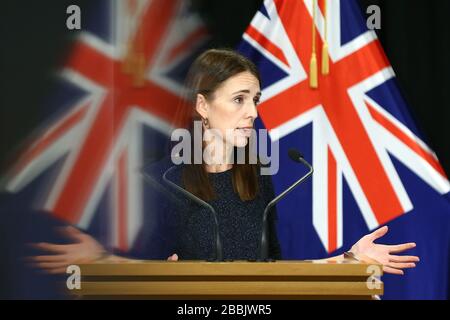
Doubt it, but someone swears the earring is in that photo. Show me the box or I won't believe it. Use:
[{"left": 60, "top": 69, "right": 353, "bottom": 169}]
[{"left": 203, "top": 118, "right": 209, "bottom": 128}]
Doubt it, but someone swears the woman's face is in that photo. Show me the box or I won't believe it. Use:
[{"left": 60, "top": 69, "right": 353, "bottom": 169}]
[{"left": 196, "top": 71, "right": 261, "bottom": 148}]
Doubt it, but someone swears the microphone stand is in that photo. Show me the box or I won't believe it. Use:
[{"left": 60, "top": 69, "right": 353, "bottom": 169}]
[{"left": 259, "top": 152, "right": 313, "bottom": 261}]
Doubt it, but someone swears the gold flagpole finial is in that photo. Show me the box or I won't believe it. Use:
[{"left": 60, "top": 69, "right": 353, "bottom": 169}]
[
  {"left": 309, "top": 0, "right": 318, "bottom": 89},
  {"left": 123, "top": 0, "right": 137, "bottom": 74},
  {"left": 123, "top": 0, "right": 146, "bottom": 87},
  {"left": 321, "top": 0, "right": 329, "bottom": 75}
]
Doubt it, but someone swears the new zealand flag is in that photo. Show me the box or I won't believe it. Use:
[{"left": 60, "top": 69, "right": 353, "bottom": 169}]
[{"left": 238, "top": 0, "right": 450, "bottom": 299}]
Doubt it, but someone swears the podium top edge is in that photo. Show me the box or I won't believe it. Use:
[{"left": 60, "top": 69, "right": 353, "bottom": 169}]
[{"left": 77, "top": 259, "right": 383, "bottom": 277}]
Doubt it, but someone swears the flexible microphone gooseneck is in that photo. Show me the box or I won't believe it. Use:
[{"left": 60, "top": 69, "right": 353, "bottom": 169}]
[{"left": 258, "top": 148, "right": 313, "bottom": 261}]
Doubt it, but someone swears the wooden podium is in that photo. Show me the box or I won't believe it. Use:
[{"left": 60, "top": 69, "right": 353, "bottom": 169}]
[{"left": 73, "top": 256, "right": 383, "bottom": 299}]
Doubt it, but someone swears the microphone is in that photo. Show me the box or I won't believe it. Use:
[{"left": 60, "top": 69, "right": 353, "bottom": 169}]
[
  {"left": 258, "top": 148, "right": 313, "bottom": 261},
  {"left": 162, "top": 165, "right": 224, "bottom": 262}
]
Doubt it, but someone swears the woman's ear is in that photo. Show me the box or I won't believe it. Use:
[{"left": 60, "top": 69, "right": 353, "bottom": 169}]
[{"left": 195, "top": 93, "right": 209, "bottom": 119}]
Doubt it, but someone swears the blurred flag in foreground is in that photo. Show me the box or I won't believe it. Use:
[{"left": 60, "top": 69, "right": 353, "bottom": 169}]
[
  {"left": 1, "top": 0, "right": 208, "bottom": 251},
  {"left": 0, "top": 0, "right": 209, "bottom": 298}
]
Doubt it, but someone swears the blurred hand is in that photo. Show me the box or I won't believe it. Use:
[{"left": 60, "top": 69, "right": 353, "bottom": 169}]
[
  {"left": 28, "top": 226, "right": 107, "bottom": 274},
  {"left": 350, "top": 226, "right": 420, "bottom": 275},
  {"left": 167, "top": 253, "right": 178, "bottom": 261}
]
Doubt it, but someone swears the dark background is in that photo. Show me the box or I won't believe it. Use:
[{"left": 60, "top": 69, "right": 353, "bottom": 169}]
[{"left": 1, "top": 0, "right": 449, "bottom": 175}]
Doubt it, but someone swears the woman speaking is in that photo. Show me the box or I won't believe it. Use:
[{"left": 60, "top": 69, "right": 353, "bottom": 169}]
[{"left": 30, "top": 49, "right": 419, "bottom": 276}]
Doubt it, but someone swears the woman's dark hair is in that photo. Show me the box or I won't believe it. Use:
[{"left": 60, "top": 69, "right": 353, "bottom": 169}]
[{"left": 178, "top": 48, "right": 262, "bottom": 202}]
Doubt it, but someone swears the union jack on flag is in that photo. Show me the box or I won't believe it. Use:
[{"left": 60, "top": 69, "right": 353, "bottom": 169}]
[
  {"left": 2, "top": 0, "right": 209, "bottom": 252},
  {"left": 238, "top": 0, "right": 449, "bottom": 254}
]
